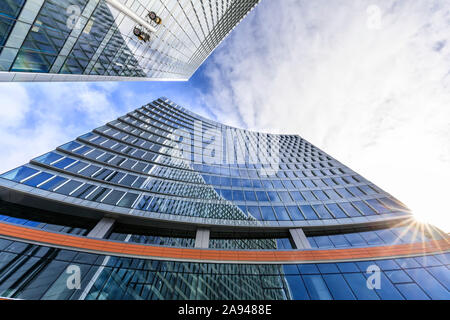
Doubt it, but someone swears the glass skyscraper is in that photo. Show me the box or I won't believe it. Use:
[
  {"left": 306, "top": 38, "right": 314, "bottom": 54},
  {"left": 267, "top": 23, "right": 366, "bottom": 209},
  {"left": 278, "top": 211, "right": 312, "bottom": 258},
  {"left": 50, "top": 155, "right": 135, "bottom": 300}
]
[
  {"left": 0, "top": 97, "right": 448, "bottom": 300},
  {"left": 0, "top": 0, "right": 259, "bottom": 82}
]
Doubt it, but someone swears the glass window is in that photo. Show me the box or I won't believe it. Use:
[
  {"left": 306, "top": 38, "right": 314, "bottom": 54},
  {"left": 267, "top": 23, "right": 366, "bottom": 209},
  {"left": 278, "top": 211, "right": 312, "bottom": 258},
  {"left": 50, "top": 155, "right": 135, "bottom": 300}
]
[
  {"left": 335, "top": 188, "right": 353, "bottom": 198},
  {"left": 323, "top": 274, "right": 356, "bottom": 300},
  {"left": 366, "top": 199, "right": 389, "bottom": 213},
  {"left": 369, "top": 272, "right": 404, "bottom": 300},
  {"left": 86, "top": 187, "right": 111, "bottom": 202},
  {"left": 55, "top": 180, "right": 83, "bottom": 196},
  {"left": 221, "top": 189, "right": 232, "bottom": 201},
  {"left": 260, "top": 206, "right": 276, "bottom": 221},
  {"left": 299, "top": 205, "right": 319, "bottom": 220},
  {"left": 66, "top": 161, "right": 89, "bottom": 173},
  {"left": 385, "top": 270, "right": 412, "bottom": 284},
  {"left": 359, "top": 231, "right": 384, "bottom": 245},
  {"left": 426, "top": 266, "right": 450, "bottom": 291},
  {"left": 247, "top": 206, "right": 262, "bottom": 220},
  {"left": 313, "top": 190, "right": 329, "bottom": 200},
  {"left": 53, "top": 158, "right": 77, "bottom": 169},
  {"left": 118, "top": 193, "right": 139, "bottom": 208},
  {"left": 267, "top": 191, "right": 280, "bottom": 202},
  {"left": 328, "top": 234, "right": 350, "bottom": 247},
  {"left": 73, "top": 146, "right": 92, "bottom": 155},
  {"left": 23, "top": 172, "right": 53, "bottom": 187},
  {"left": 71, "top": 184, "right": 96, "bottom": 199},
  {"left": 102, "top": 190, "right": 125, "bottom": 206},
  {"left": 1, "top": 166, "right": 38, "bottom": 182},
  {"left": 326, "top": 203, "right": 348, "bottom": 218},
  {"left": 348, "top": 186, "right": 365, "bottom": 197},
  {"left": 220, "top": 177, "right": 231, "bottom": 187},
  {"left": 395, "top": 257, "right": 421, "bottom": 269},
  {"left": 39, "top": 176, "right": 68, "bottom": 191},
  {"left": 301, "top": 191, "right": 316, "bottom": 201},
  {"left": 313, "top": 236, "right": 333, "bottom": 248},
  {"left": 336, "top": 262, "right": 359, "bottom": 273},
  {"left": 353, "top": 201, "right": 377, "bottom": 216},
  {"left": 324, "top": 189, "right": 341, "bottom": 200},
  {"left": 120, "top": 174, "right": 138, "bottom": 187},
  {"left": 312, "top": 205, "right": 333, "bottom": 219},
  {"left": 374, "top": 229, "right": 398, "bottom": 244},
  {"left": 298, "top": 264, "right": 320, "bottom": 275},
  {"left": 413, "top": 255, "right": 442, "bottom": 267},
  {"left": 273, "top": 206, "right": 290, "bottom": 221},
  {"left": 343, "top": 273, "right": 380, "bottom": 300},
  {"left": 256, "top": 191, "right": 269, "bottom": 202},
  {"left": 405, "top": 269, "right": 450, "bottom": 300},
  {"left": 303, "top": 275, "right": 332, "bottom": 300},
  {"left": 396, "top": 283, "right": 430, "bottom": 300},
  {"left": 79, "top": 165, "right": 101, "bottom": 177},
  {"left": 283, "top": 265, "right": 299, "bottom": 275},
  {"left": 317, "top": 263, "right": 340, "bottom": 274},
  {"left": 376, "top": 260, "right": 401, "bottom": 271},
  {"left": 287, "top": 206, "right": 305, "bottom": 220},
  {"left": 339, "top": 202, "right": 362, "bottom": 217},
  {"left": 34, "top": 152, "right": 63, "bottom": 165},
  {"left": 232, "top": 190, "right": 245, "bottom": 201},
  {"left": 289, "top": 191, "right": 304, "bottom": 201},
  {"left": 285, "top": 275, "right": 310, "bottom": 300},
  {"left": 244, "top": 191, "right": 257, "bottom": 202},
  {"left": 278, "top": 191, "right": 292, "bottom": 202},
  {"left": 59, "top": 141, "right": 82, "bottom": 151}
]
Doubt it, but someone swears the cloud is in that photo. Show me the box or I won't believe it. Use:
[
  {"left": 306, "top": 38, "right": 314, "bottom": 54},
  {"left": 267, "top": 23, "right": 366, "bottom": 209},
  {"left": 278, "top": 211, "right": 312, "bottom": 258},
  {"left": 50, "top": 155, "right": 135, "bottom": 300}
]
[
  {"left": 201, "top": 0, "right": 450, "bottom": 231},
  {"left": 0, "top": 83, "right": 30, "bottom": 124},
  {"left": 0, "top": 82, "right": 126, "bottom": 174}
]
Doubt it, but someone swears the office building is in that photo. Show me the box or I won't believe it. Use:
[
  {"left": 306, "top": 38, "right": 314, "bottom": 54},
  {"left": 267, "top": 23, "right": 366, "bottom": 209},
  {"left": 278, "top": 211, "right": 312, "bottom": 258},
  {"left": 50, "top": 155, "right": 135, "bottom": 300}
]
[
  {"left": 0, "top": 0, "right": 260, "bottom": 81},
  {"left": 0, "top": 97, "right": 448, "bottom": 300}
]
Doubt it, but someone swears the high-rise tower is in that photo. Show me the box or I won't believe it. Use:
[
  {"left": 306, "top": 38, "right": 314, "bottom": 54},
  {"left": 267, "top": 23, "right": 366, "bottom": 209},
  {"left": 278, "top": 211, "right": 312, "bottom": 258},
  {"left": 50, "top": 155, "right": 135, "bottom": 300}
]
[
  {"left": 0, "top": 98, "right": 448, "bottom": 300},
  {"left": 0, "top": 0, "right": 260, "bottom": 82}
]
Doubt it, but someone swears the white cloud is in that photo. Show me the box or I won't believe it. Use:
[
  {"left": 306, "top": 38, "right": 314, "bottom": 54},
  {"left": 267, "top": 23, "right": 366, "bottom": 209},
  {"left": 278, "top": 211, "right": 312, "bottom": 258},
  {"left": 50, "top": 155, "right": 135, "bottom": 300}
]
[
  {"left": 0, "top": 83, "right": 30, "bottom": 124},
  {"left": 0, "top": 82, "right": 125, "bottom": 174},
  {"left": 202, "top": 0, "right": 450, "bottom": 231}
]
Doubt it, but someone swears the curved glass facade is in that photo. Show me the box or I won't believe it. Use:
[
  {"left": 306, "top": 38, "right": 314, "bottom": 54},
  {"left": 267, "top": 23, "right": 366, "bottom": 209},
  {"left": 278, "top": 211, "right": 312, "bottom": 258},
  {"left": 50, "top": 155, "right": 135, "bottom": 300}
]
[
  {"left": 0, "top": 97, "right": 448, "bottom": 300},
  {"left": 1, "top": 98, "right": 412, "bottom": 225}
]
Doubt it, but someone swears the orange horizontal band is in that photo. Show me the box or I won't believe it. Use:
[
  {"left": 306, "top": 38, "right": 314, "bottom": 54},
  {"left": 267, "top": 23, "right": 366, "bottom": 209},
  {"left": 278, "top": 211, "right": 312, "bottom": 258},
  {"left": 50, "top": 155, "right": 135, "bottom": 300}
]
[{"left": 0, "top": 222, "right": 448, "bottom": 263}]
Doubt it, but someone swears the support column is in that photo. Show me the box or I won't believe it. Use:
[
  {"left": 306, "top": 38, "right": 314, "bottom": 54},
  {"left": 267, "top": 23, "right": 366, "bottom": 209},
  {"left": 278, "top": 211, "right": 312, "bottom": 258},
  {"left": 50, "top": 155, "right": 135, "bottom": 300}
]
[
  {"left": 289, "top": 228, "right": 312, "bottom": 249},
  {"left": 87, "top": 217, "right": 115, "bottom": 239},
  {"left": 194, "top": 228, "right": 210, "bottom": 249}
]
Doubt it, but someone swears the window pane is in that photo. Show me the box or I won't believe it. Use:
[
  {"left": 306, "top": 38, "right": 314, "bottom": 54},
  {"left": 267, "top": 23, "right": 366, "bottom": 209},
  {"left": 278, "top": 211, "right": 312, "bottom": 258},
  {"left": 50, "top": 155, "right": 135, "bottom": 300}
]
[
  {"left": 303, "top": 275, "right": 332, "bottom": 300},
  {"left": 343, "top": 273, "right": 379, "bottom": 300},
  {"left": 1, "top": 166, "right": 38, "bottom": 182},
  {"left": 323, "top": 274, "right": 356, "bottom": 300},
  {"left": 23, "top": 172, "right": 53, "bottom": 187},
  {"left": 285, "top": 275, "right": 310, "bottom": 300},
  {"left": 299, "top": 205, "right": 319, "bottom": 220},
  {"left": 34, "top": 152, "right": 63, "bottom": 165},
  {"left": 260, "top": 206, "right": 276, "bottom": 221}
]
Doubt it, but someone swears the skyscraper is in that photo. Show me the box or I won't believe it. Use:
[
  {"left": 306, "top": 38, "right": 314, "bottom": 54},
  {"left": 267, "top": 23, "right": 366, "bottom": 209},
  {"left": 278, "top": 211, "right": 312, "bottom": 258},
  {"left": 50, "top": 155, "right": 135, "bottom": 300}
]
[
  {"left": 0, "top": 97, "right": 448, "bottom": 300},
  {"left": 0, "top": 0, "right": 260, "bottom": 82}
]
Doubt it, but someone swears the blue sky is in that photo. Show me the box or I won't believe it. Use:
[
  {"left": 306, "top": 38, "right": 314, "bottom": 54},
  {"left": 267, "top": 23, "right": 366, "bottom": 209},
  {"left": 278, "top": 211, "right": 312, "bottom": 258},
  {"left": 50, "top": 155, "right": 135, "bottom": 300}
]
[{"left": 0, "top": 0, "right": 449, "bottom": 231}]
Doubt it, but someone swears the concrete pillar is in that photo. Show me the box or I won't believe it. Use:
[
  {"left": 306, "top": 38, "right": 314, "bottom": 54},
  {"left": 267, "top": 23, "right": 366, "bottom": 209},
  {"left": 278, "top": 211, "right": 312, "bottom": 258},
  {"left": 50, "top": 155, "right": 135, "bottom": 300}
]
[
  {"left": 195, "top": 228, "right": 210, "bottom": 249},
  {"left": 87, "top": 217, "right": 115, "bottom": 239},
  {"left": 289, "top": 228, "right": 312, "bottom": 249}
]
